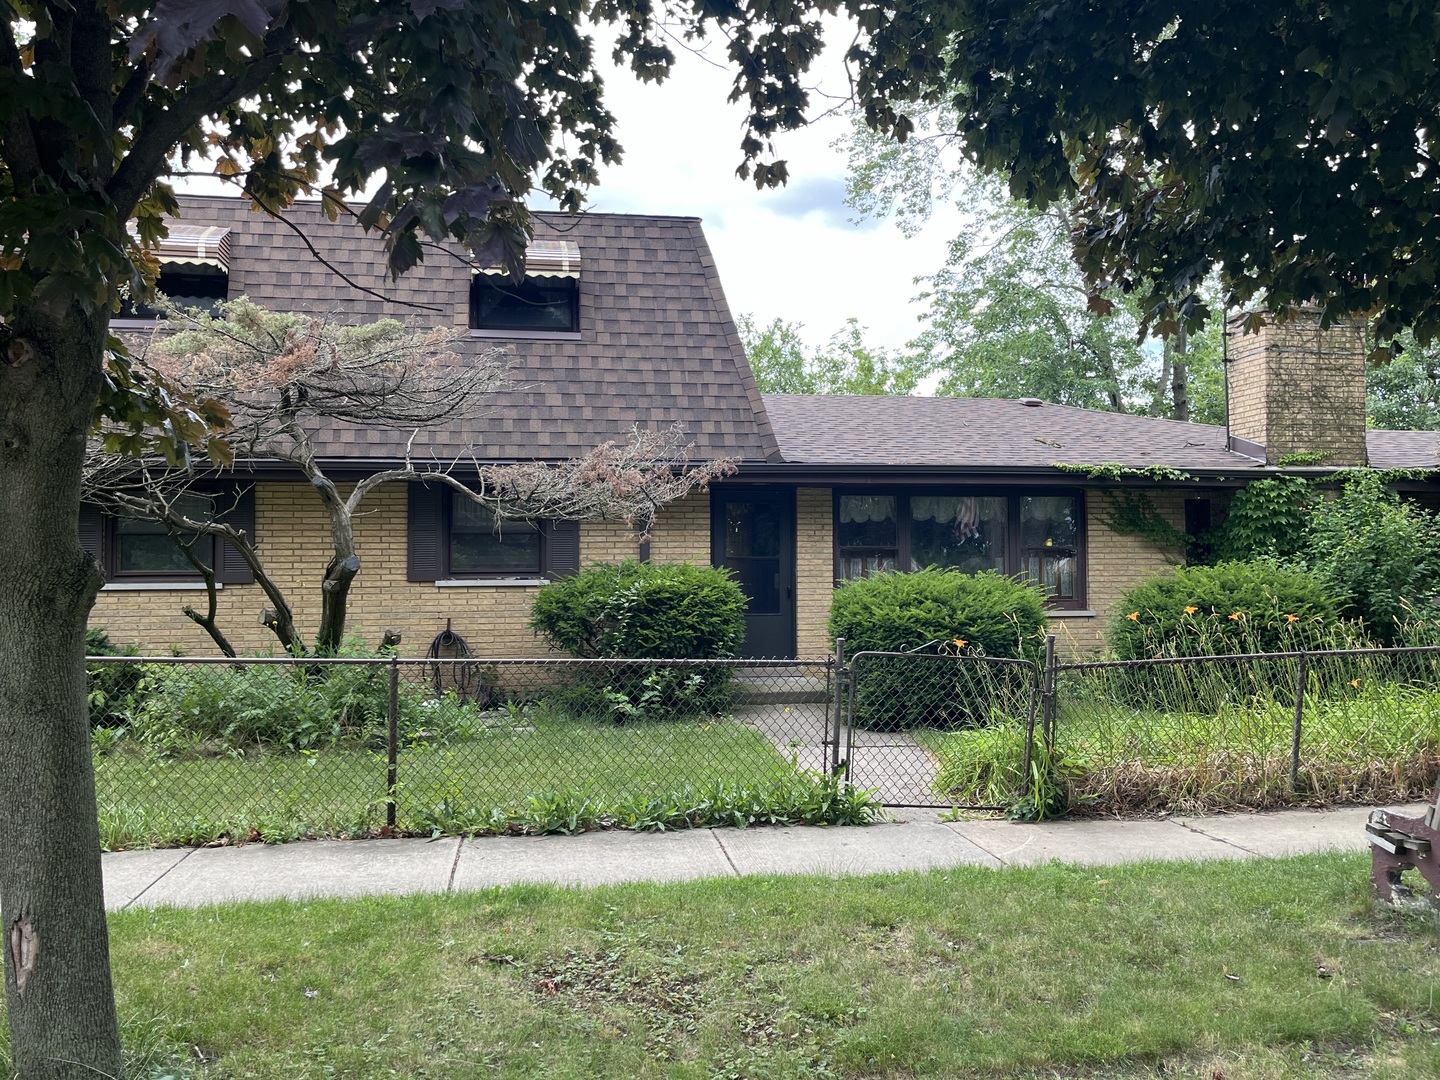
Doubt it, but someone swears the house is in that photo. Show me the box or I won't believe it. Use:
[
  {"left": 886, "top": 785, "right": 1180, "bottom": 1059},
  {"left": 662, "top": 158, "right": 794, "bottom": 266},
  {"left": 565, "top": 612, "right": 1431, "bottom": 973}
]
[{"left": 87, "top": 195, "right": 1440, "bottom": 658}]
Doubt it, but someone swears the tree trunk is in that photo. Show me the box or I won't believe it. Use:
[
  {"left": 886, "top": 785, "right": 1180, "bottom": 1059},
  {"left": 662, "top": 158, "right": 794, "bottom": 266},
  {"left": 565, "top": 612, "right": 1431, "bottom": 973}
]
[
  {"left": 1170, "top": 327, "right": 1190, "bottom": 422},
  {"left": 0, "top": 305, "right": 123, "bottom": 1077},
  {"left": 315, "top": 487, "right": 359, "bottom": 655}
]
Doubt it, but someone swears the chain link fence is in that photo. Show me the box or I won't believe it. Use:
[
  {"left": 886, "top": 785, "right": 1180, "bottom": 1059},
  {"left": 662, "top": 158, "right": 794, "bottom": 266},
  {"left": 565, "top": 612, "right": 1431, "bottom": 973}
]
[
  {"left": 86, "top": 640, "right": 1440, "bottom": 843},
  {"left": 87, "top": 655, "right": 837, "bottom": 847},
  {"left": 1055, "top": 646, "right": 1440, "bottom": 813}
]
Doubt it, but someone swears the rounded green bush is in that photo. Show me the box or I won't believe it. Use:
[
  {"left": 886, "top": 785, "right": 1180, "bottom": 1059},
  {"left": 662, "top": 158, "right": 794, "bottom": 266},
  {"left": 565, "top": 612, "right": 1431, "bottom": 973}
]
[
  {"left": 529, "top": 560, "right": 747, "bottom": 660},
  {"left": 828, "top": 569, "right": 1047, "bottom": 730},
  {"left": 529, "top": 560, "right": 749, "bottom": 720},
  {"left": 1108, "top": 560, "right": 1342, "bottom": 660}
]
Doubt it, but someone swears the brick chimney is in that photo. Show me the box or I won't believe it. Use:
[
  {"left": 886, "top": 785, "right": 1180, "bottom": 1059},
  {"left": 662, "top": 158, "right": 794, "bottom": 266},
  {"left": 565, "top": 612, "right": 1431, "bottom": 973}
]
[{"left": 1224, "top": 310, "right": 1368, "bottom": 466}]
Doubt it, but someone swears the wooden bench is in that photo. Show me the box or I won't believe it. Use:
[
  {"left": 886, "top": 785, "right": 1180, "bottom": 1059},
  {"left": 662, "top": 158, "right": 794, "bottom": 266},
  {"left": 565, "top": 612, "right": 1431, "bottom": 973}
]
[{"left": 1369, "top": 794, "right": 1440, "bottom": 905}]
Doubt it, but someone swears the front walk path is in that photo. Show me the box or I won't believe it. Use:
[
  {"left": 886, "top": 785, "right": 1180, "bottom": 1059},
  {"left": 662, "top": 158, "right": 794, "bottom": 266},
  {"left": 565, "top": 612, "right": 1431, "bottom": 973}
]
[{"left": 101, "top": 803, "right": 1421, "bottom": 911}]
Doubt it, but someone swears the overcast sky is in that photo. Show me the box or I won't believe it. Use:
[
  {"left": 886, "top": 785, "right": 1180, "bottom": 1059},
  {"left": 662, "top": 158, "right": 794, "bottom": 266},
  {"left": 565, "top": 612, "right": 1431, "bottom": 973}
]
[{"left": 567, "top": 36, "right": 966, "bottom": 355}]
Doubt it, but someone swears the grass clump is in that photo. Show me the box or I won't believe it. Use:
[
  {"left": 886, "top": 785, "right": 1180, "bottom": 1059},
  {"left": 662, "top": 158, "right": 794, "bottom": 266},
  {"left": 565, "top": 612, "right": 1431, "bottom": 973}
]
[{"left": 13, "top": 853, "right": 1437, "bottom": 1078}]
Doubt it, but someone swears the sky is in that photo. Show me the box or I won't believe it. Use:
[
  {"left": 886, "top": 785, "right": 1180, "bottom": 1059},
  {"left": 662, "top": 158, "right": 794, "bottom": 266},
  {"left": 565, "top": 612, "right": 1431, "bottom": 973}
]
[{"left": 564, "top": 33, "right": 967, "bottom": 355}]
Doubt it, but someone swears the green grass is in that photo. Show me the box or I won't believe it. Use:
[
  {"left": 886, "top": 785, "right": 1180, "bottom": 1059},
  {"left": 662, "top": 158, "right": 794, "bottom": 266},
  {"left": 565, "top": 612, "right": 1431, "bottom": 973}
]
[
  {"left": 923, "top": 676, "right": 1440, "bottom": 814},
  {"left": 94, "top": 713, "right": 797, "bottom": 848},
  {"left": 4, "top": 854, "right": 1438, "bottom": 1078}
]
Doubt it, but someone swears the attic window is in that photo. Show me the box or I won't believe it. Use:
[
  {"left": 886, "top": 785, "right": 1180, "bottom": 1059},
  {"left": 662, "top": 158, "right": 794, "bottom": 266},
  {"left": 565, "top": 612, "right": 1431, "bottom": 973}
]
[
  {"left": 469, "top": 239, "right": 581, "bottom": 334},
  {"left": 120, "top": 224, "right": 232, "bottom": 319}
]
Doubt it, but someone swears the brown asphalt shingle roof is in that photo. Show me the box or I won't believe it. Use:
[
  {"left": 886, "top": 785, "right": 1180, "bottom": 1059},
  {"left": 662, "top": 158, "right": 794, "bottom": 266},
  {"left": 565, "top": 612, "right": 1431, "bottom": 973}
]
[
  {"left": 761, "top": 394, "right": 1262, "bottom": 471},
  {"left": 160, "top": 196, "right": 777, "bottom": 463}
]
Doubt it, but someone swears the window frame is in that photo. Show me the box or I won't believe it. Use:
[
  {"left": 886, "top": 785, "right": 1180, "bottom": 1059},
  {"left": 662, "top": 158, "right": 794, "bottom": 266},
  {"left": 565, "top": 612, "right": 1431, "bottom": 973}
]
[
  {"left": 442, "top": 491, "right": 546, "bottom": 579},
  {"left": 832, "top": 487, "right": 1087, "bottom": 610},
  {"left": 114, "top": 265, "right": 229, "bottom": 323},
  {"left": 468, "top": 272, "right": 580, "bottom": 335},
  {"left": 87, "top": 485, "right": 254, "bottom": 586}
]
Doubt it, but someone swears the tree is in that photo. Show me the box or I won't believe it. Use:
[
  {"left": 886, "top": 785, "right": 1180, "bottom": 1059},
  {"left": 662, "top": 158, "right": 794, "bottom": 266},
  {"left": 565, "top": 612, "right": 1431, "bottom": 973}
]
[
  {"left": 845, "top": 123, "right": 1227, "bottom": 420},
  {"left": 0, "top": 3, "right": 835, "bottom": 1074},
  {"left": 87, "top": 301, "right": 731, "bottom": 659},
  {"left": 1367, "top": 336, "right": 1440, "bottom": 430},
  {"left": 737, "top": 314, "right": 922, "bottom": 395},
  {"left": 837, "top": 1, "right": 1440, "bottom": 345}
]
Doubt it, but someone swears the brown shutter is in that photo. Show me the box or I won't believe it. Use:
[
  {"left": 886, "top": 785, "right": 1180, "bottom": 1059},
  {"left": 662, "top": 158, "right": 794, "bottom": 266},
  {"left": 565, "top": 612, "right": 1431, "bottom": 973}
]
[
  {"left": 408, "top": 483, "right": 445, "bottom": 581},
  {"left": 78, "top": 504, "right": 105, "bottom": 578},
  {"left": 215, "top": 484, "right": 256, "bottom": 585},
  {"left": 543, "top": 520, "right": 580, "bottom": 577}
]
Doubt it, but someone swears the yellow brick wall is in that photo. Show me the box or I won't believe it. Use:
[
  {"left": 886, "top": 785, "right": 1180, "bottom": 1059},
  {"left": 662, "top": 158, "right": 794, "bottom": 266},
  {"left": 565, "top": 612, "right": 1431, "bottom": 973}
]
[
  {"left": 90, "top": 483, "right": 712, "bottom": 657},
  {"left": 1050, "top": 490, "right": 1188, "bottom": 656},
  {"left": 795, "top": 487, "right": 835, "bottom": 658}
]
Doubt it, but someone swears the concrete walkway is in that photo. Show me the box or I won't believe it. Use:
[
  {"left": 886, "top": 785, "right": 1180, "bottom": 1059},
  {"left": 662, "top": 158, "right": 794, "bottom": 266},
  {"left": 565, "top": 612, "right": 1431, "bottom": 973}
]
[{"left": 101, "top": 803, "right": 1423, "bottom": 911}]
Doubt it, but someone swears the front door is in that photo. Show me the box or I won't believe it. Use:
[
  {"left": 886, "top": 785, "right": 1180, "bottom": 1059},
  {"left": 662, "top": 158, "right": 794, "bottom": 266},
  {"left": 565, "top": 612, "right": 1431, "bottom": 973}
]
[{"left": 712, "top": 491, "right": 796, "bottom": 659}]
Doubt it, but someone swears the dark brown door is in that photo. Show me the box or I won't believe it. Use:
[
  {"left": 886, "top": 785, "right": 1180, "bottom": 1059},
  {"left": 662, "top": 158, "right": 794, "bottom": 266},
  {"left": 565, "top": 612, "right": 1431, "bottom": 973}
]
[{"left": 712, "top": 491, "right": 796, "bottom": 659}]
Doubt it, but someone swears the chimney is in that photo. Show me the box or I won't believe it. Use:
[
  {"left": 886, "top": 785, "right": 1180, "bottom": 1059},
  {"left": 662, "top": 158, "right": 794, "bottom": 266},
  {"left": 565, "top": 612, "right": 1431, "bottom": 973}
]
[{"left": 1224, "top": 310, "right": 1368, "bottom": 466}]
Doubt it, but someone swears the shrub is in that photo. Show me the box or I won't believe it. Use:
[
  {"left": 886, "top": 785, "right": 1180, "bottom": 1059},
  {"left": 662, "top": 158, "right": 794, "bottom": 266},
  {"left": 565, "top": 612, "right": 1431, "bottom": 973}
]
[
  {"left": 530, "top": 560, "right": 747, "bottom": 658},
  {"left": 828, "top": 569, "right": 1047, "bottom": 730},
  {"left": 1303, "top": 472, "right": 1440, "bottom": 643},
  {"left": 530, "top": 561, "right": 748, "bottom": 719},
  {"left": 119, "top": 651, "right": 484, "bottom": 755},
  {"left": 1108, "top": 560, "right": 1343, "bottom": 661}
]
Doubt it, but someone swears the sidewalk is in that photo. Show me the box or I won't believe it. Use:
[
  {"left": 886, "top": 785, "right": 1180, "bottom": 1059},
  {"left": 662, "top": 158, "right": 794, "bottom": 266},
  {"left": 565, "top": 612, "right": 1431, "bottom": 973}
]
[{"left": 102, "top": 803, "right": 1419, "bottom": 911}]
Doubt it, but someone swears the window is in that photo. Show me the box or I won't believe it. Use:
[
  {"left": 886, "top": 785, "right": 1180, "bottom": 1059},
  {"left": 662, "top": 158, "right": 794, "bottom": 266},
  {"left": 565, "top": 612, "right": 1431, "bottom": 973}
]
[
  {"left": 470, "top": 274, "right": 579, "bottom": 332},
  {"left": 80, "top": 486, "right": 255, "bottom": 585},
  {"left": 114, "top": 494, "right": 215, "bottom": 576},
  {"left": 449, "top": 499, "right": 541, "bottom": 575},
  {"left": 405, "top": 485, "right": 580, "bottom": 582},
  {"left": 119, "top": 224, "right": 231, "bottom": 319},
  {"left": 834, "top": 490, "right": 1085, "bottom": 607}
]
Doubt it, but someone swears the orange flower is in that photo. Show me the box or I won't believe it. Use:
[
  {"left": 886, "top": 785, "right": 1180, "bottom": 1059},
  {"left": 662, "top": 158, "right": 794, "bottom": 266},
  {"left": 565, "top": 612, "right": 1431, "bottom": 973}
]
[
  {"left": 1228, "top": 611, "right": 1243, "bottom": 621},
  {"left": 1126, "top": 612, "right": 1140, "bottom": 621},
  {"left": 1350, "top": 678, "right": 1361, "bottom": 688},
  {"left": 1183, "top": 606, "right": 1198, "bottom": 615},
  {"left": 1284, "top": 614, "right": 1300, "bottom": 623},
  {"left": 953, "top": 638, "right": 968, "bottom": 649}
]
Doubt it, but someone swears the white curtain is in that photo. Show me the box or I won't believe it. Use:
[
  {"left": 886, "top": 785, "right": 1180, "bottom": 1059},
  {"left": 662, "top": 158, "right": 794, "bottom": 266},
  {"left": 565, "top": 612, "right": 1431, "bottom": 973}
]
[{"left": 839, "top": 495, "right": 895, "bottom": 524}]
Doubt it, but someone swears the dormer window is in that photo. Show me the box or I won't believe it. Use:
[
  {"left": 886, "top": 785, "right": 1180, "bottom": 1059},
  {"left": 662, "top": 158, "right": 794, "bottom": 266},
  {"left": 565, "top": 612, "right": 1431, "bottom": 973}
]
[
  {"left": 120, "top": 225, "right": 231, "bottom": 319},
  {"left": 470, "top": 239, "right": 581, "bottom": 335}
]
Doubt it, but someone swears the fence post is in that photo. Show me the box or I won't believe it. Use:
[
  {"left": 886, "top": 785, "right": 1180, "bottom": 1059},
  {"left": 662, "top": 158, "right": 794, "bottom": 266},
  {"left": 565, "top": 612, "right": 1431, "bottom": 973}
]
[
  {"left": 1290, "top": 652, "right": 1308, "bottom": 792},
  {"left": 386, "top": 654, "right": 399, "bottom": 829},
  {"left": 831, "top": 637, "right": 846, "bottom": 776},
  {"left": 1041, "top": 633, "right": 1057, "bottom": 746}
]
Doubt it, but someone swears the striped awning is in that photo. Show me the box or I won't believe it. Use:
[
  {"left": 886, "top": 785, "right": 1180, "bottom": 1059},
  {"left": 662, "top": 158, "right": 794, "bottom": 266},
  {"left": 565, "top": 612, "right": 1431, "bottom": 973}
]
[
  {"left": 132, "top": 225, "right": 232, "bottom": 271},
  {"left": 517, "top": 239, "right": 581, "bottom": 279}
]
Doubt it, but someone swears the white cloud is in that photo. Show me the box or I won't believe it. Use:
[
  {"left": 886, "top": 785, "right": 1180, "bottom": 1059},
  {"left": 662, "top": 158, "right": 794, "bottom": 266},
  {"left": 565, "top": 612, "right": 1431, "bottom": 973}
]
[{"left": 572, "top": 35, "right": 965, "bottom": 354}]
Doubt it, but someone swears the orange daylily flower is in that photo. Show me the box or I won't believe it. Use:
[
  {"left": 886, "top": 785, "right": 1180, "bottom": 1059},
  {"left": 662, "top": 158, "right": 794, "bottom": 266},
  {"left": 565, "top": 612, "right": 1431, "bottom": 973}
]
[
  {"left": 1183, "top": 606, "right": 1198, "bottom": 615},
  {"left": 1125, "top": 612, "right": 1140, "bottom": 621},
  {"left": 1284, "top": 614, "right": 1300, "bottom": 623},
  {"left": 1228, "top": 611, "right": 1243, "bottom": 621},
  {"left": 953, "top": 638, "right": 968, "bottom": 648},
  {"left": 1350, "top": 678, "right": 1362, "bottom": 688}
]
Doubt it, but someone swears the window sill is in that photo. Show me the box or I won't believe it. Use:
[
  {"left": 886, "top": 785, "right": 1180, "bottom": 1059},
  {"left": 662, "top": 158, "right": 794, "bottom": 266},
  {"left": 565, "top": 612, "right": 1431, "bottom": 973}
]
[
  {"left": 102, "top": 581, "right": 220, "bottom": 592},
  {"left": 435, "top": 577, "right": 547, "bottom": 588},
  {"left": 468, "top": 328, "right": 582, "bottom": 342},
  {"left": 1046, "top": 609, "right": 1095, "bottom": 618}
]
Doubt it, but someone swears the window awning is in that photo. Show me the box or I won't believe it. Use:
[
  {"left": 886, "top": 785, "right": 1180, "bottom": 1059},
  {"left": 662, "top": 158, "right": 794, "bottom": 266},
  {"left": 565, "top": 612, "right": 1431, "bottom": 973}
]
[
  {"left": 131, "top": 225, "right": 233, "bottom": 272},
  {"left": 482, "top": 238, "right": 581, "bottom": 279}
]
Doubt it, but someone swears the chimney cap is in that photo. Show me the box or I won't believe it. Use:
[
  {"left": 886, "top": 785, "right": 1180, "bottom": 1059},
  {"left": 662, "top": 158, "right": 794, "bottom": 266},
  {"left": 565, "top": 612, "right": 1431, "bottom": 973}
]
[{"left": 1017, "top": 397, "right": 1044, "bottom": 408}]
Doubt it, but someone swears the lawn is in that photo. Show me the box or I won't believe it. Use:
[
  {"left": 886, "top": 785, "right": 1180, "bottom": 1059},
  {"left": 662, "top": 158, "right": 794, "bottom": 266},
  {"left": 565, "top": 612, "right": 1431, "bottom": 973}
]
[
  {"left": 4, "top": 854, "right": 1436, "bottom": 1078},
  {"left": 94, "top": 712, "right": 797, "bottom": 848}
]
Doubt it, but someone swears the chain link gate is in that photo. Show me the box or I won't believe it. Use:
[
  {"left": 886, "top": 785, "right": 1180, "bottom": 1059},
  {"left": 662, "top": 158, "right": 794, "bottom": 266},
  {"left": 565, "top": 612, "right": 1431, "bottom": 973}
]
[{"left": 833, "top": 639, "right": 1043, "bottom": 809}]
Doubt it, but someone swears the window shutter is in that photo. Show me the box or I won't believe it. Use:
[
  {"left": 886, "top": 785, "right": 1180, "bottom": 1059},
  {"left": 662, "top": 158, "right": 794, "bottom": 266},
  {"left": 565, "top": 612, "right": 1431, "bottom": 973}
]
[
  {"left": 408, "top": 483, "right": 445, "bottom": 582},
  {"left": 543, "top": 520, "right": 580, "bottom": 577},
  {"left": 78, "top": 504, "right": 105, "bottom": 578},
  {"left": 214, "top": 484, "right": 256, "bottom": 584}
]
